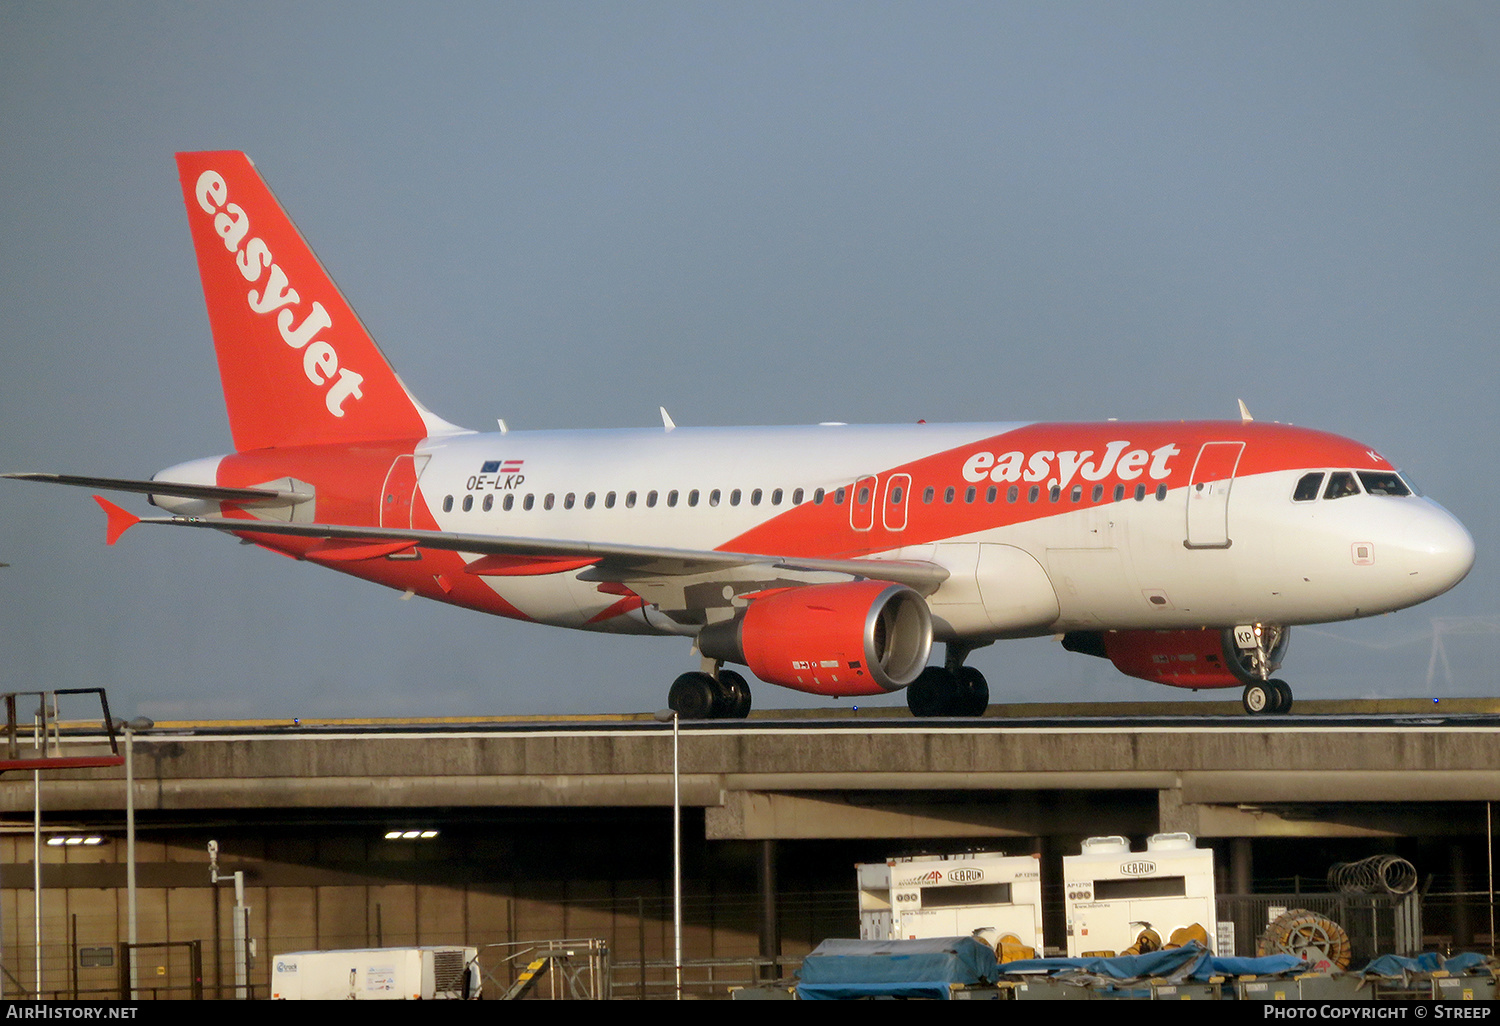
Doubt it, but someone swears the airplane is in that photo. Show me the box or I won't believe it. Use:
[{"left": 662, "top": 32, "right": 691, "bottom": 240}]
[{"left": 5, "top": 151, "right": 1476, "bottom": 719}]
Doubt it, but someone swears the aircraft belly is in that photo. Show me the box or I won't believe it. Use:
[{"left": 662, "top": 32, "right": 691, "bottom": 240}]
[
  {"left": 474, "top": 571, "right": 588, "bottom": 627},
  {"left": 928, "top": 542, "right": 1060, "bottom": 637}
]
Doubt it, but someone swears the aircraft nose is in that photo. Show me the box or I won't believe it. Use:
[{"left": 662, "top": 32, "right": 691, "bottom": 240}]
[{"left": 1403, "top": 503, "right": 1475, "bottom": 600}]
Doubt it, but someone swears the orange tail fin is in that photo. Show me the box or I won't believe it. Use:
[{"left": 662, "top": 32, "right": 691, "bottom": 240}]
[{"left": 175, "top": 152, "right": 458, "bottom": 452}]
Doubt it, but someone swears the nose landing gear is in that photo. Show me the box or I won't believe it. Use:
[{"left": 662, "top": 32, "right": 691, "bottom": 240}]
[
  {"left": 1241, "top": 678, "right": 1293, "bottom": 715},
  {"left": 1231, "top": 625, "right": 1293, "bottom": 715}
]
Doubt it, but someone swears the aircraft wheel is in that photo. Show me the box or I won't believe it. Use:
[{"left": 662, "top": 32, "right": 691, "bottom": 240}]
[
  {"left": 1242, "top": 682, "right": 1272, "bottom": 715},
  {"left": 954, "top": 666, "right": 990, "bottom": 717},
  {"left": 716, "top": 670, "right": 753, "bottom": 719},
  {"left": 1269, "top": 679, "right": 1293, "bottom": 715},
  {"left": 669, "top": 671, "right": 717, "bottom": 720},
  {"left": 906, "top": 667, "right": 957, "bottom": 717}
]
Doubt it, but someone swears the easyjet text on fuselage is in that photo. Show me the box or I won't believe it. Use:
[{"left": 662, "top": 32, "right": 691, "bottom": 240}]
[{"left": 962, "top": 441, "right": 1181, "bottom": 490}]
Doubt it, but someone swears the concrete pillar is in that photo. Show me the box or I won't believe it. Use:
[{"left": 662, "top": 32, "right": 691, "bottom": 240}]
[{"left": 758, "top": 839, "right": 779, "bottom": 979}]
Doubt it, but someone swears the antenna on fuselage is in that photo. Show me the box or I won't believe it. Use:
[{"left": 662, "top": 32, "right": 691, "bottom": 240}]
[
  {"left": 660, "top": 407, "right": 676, "bottom": 432},
  {"left": 1237, "top": 399, "right": 1253, "bottom": 423},
  {"left": 497, "top": 419, "right": 509, "bottom": 434}
]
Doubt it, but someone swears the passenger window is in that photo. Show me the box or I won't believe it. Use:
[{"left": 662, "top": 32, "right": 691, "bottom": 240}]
[
  {"left": 792, "top": 488, "right": 804, "bottom": 504},
  {"left": 543, "top": 493, "right": 554, "bottom": 510},
  {"left": 1293, "top": 473, "right": 1324, "bottom": 502},
  {"left": 1324, "top": 472, "right": 1360, "bottom": 500},
  {"left": 1071, "top": 485, "right": 1083, "bottom": 502},
  {"left": 709, "top": 489, "right": 721, "bottom": 507},
  {"left": 625, "top": 491, "right": 636, "bottom": 508},
  {"left": 890, "top": 486, "right": 903, "bottom": 504},
  {"left": 1049, "top": 486, "right": 1060, "bottom": 502},
  {"left": 1155, "top": 484, "right": 1167, "bottom": 501},
  {"left": 605, "top": 491, "right": 616, "bottom": 509},
  {"left": 688, "top": 489, "right": 699, "bottom": 507},
  {"left": 523, "top": 494, "right": 535, "bottom": 511},
  {"left": 923, "top": 487, "right": 935, "bottom": 504},
  {"left": 563, "top": 492, "right": 575, "bottom": 510},
  {"left": 1135, "top": 485, "right": 1146, "bottom": 501},
  {"left": 834, "top": 487, "right": 846, "bottom": 505},
  {"left": 482, "top": 494, "right": 493, "bottom": 512},
  {"left": 813, "top": 488, "right": 825, "bottom": 504},
  {"left": 771, "top": 488, "right": 782, "bottom": 505},
  {"left": 730, "top": 489, "right": 741, "bottom": 506},
  {"left": 1007, "top": 486, "right": 1019, "bottom": 503},
  {"left": 857, "top": 486, "right": 870, "bottom": 504},
  {"left": 462, "top": 495, "right": 473, "bottom": 512},
  {"left": 1091, "top": 485, "right": 1103, "bottom": 502},
  {"left": 442, "top": 495, "right": 453, "bottom": 513},
  {"left": 986, "top": 486, "right": 997, "bottom": 503},
  {"left": 667, "top": 490, "right": 678, "bottom": 507},
  {"left": 584, "top": 492, "right": 596, "bottom": 509},
  {"left": 646, "top": 490, "right": 658, "bottom": 507},
  {"left": 503, "top": 494, "right": 514, "bottom": 511},
  {"left": 944, "top": 487, "right": 955, "bottom": 503},
  {"left": 751, "top": 488, "right": 762, "bottom": 505},
  {"left": 1358, "top": 471, "right": 1411, "bottom": 497},
  {"left": 1028, "top": 486, "right": 1039, "bottom": 502},
  {"left": 964, "top": 486, "right": 976, "bottom": 503}
]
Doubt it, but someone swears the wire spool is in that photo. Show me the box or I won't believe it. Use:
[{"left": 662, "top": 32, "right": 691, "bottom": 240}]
[
  {"left": 1328, "top": 855, "right": 1418, "bottom": 895},
  {"left": 1256, "top": 908, "right": 1352, "bottom": 970}
]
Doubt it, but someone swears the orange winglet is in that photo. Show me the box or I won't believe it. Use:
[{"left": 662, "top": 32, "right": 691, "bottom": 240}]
[{"left": 93, "top": 496, "right": 140, "bottom": 546}]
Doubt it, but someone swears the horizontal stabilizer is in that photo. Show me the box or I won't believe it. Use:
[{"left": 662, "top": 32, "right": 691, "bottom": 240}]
[
  {"left": 92, "top": 496, "right": 140, "bottom": 546},
  {"left": 3, "top": 472, "right": 309, "bottom": 506}
]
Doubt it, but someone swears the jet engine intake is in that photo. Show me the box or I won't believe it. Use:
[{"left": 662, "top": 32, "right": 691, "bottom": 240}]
[{"left": 698, "top": 581, "right": 933, "bottom": 697}]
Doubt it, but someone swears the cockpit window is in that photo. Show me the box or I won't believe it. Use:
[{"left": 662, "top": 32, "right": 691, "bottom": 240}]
[
  {"left": 1358, "top": 471, "right": 1411, "bottom": 497},
  {"left": 1324, "top": 471, "right": 1360, "bottom": 500},
  {"left": 1293, "top": 472, "right": 1324, "bottom": 502}
]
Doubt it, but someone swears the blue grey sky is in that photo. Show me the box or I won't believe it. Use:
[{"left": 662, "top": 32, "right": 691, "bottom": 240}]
[{"left": 1, "top": 3, "right": 1495, "bottom": 720}]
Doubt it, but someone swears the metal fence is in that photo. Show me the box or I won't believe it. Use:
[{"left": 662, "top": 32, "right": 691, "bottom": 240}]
[{"left": 1216, "top": 890, "right": 1422, "bottom": 964}]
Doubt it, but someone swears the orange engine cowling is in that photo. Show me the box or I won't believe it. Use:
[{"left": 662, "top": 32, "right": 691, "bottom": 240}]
[
  {"left": 698, "top": 581, "right": 933, "bottom": 697},
  {"left": 1063, "top": 628, "right": 1247, "bottom": 690}
]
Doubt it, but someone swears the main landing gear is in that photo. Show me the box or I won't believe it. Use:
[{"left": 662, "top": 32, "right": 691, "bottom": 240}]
[
  {"left": 668, "top": 664, "right": 752, "bottom": 720},
  {"left": 905, "top": 644, "right": 991, "bottom": 718}
]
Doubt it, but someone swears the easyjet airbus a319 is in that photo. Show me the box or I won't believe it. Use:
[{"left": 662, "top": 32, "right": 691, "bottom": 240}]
[{"left": 8, "top": 152, "right": 1475, "bottom": 718}]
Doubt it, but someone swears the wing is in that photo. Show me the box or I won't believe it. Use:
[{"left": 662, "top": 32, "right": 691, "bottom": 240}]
[{"left": 99, "top": 504, "right": 949, "bottom": 603}]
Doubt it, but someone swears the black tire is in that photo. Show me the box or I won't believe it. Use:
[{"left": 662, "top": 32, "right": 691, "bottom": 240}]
[
  {"left": 906, "top": 667, "right": 956, "bottom": 717},
  {"left": 716, "top": 670, "right": 753, "bottom": 719},
  {"left": 1269, "top": 678, "right": 1293, "bottom": 715},
  {"left": 954, "top": 666, "right": 990, "bottom": 717},
  {"left": 669, "top": 671, "right": 717, "bottom": 720},
  {"left": 1242, "top": 682, "right": 1271, "bottom": 715}
]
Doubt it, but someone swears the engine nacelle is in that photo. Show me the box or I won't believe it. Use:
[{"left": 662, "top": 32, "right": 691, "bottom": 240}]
[
  {"left": 698, "top": 581, "right": 933, "bottom": 697},
  {"left": 1062, "top": 628, "right": 1283, "bottom": 690}
]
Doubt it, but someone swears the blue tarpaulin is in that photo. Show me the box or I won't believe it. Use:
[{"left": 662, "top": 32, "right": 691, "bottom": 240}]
[
  {"left": 795, "top": 937, "right": 1001, "bottom": 1000},
  {"left": 1358, "top": 952, "right": 1491, "bottom": 978},
  {"left": 999, "top": 942, "right": 1304, "bottom": 983}
]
